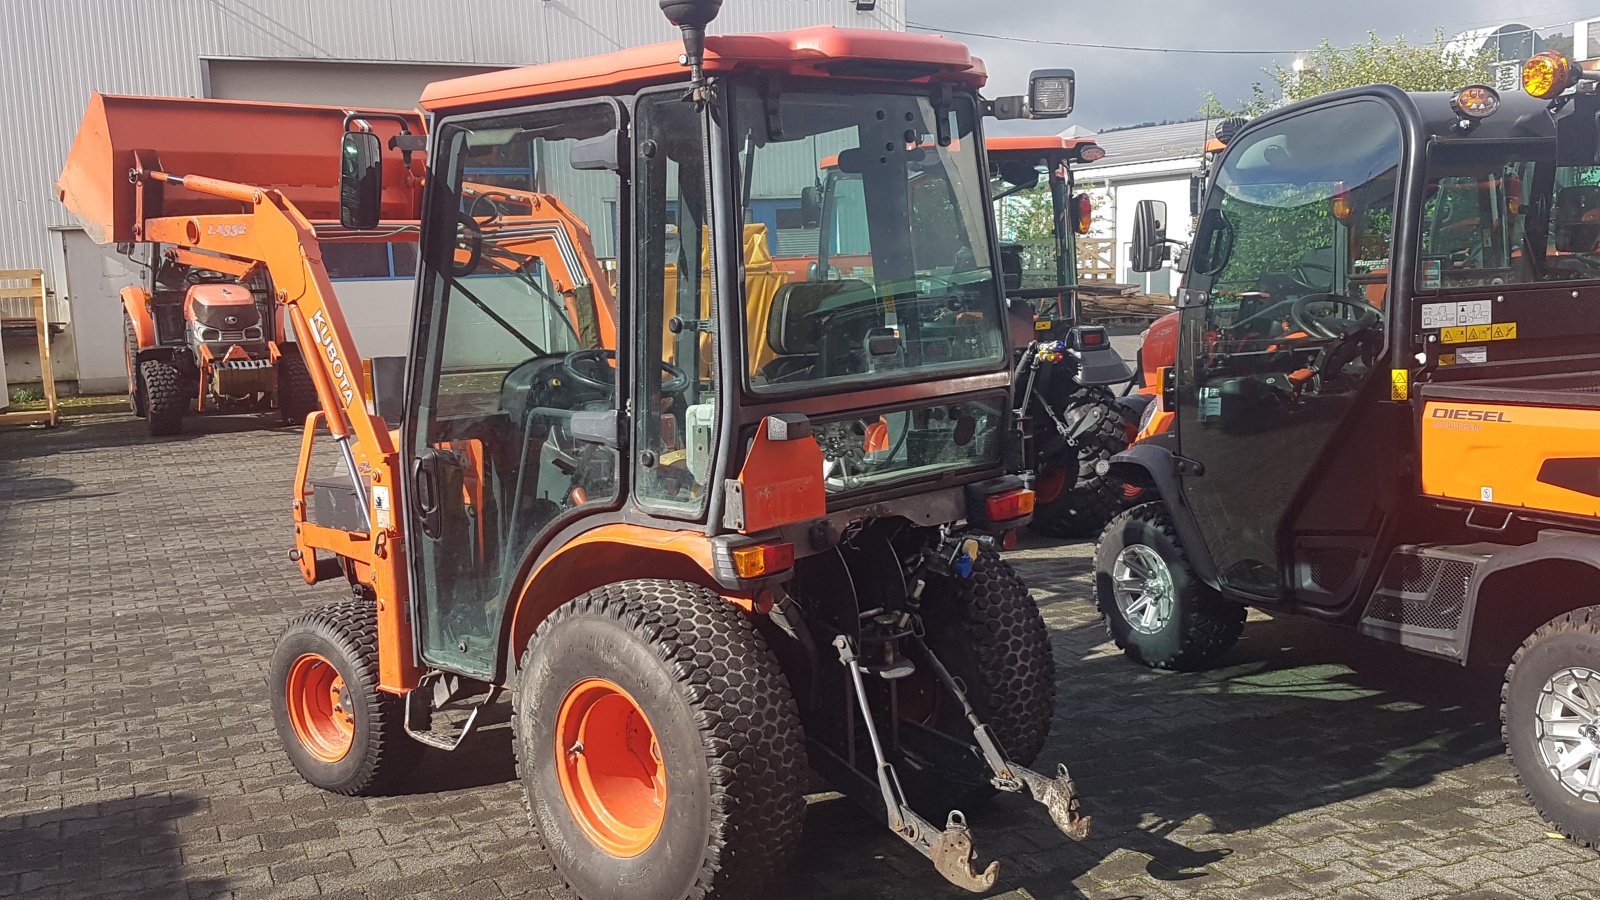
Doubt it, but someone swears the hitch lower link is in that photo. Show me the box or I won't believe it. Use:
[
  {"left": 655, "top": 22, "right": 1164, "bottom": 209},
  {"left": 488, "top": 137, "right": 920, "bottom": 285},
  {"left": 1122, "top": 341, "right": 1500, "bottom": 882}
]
[{"left": 832, "top": 635, "right": 1090, "bottom": 893}]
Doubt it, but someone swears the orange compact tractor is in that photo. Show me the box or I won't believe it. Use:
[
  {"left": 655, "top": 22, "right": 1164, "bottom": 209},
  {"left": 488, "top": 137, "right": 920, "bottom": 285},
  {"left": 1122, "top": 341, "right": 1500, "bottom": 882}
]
[
  {"left": 1102, "top": 54, "right": 1600, "bottom": 846},
  {"left": 60, "top": 4, "right": 1092, "bottom": 895},
  {"left": 987, "top": 135, "right": 1139, "bottom": 535},
  {"left": 79, "top": 99, "right": 368, "bottom": 435}
]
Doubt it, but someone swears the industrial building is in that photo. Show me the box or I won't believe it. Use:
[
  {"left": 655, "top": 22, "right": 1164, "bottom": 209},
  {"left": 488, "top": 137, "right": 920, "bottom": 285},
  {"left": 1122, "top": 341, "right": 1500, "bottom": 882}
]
[{"left": 0, "top": 0, "right": 904, "bottom": 400}]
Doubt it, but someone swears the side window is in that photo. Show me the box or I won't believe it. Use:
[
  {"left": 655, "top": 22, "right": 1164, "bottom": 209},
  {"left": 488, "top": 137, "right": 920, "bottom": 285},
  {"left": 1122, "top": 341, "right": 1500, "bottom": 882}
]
[
  {"left": 408, "top": 102, "right": 622, "bottom": 673},
  {"left": 635, "top": 93, "right": 714, "bottom": 513}
]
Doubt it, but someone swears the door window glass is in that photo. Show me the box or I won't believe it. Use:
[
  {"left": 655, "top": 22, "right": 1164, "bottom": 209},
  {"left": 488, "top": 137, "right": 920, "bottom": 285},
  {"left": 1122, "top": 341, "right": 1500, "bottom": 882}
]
[{"left": 410, "top": 102, "right": 622, "bottom": 674}]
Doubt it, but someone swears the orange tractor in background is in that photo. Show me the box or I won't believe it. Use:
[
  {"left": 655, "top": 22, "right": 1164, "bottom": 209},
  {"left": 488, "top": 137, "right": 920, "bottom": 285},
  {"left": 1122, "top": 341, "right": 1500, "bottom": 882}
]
[{"left": 60, "top": 4, "right": 1093, "bottom": 895}]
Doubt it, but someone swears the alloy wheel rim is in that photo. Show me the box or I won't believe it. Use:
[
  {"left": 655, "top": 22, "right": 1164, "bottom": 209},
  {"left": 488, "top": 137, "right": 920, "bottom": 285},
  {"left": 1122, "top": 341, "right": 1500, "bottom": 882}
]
[
  {"left": 1535, "top": 666, "right": 1600, "bottom": 803},
  {"left": 1111, "top": 544, "right": 1175, "bottom": 635}
]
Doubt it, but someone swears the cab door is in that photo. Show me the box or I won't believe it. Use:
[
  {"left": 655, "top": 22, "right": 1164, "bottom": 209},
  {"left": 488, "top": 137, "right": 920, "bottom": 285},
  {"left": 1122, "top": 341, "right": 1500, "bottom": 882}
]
[
  {"left": 1174, "top": 99, "right": 1403, "bottom": 600},
  {"left": 406, "top": 100, "right": 625, "bottom": 678}
]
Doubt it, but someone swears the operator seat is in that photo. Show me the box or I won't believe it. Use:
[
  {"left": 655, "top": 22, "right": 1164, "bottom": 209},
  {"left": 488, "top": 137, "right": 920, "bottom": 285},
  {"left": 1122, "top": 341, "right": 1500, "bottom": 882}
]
[
  {"left": 1555, "top": 185, "right": 1600, "bottom": 253},
  {"left": 757, "top": 279, "right": 872, "bottom": 384}
]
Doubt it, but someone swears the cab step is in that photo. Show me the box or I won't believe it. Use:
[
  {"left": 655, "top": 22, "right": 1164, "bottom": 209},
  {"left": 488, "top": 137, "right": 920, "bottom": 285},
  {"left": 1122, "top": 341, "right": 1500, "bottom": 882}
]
[{"left": 1357, "top": 543, "right": 1501, "bottom": 662}]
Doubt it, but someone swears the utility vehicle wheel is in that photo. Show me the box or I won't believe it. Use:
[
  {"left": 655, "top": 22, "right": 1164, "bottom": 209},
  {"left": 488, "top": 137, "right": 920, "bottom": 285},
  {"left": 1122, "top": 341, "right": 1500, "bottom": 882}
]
[
  {"left": 907, "top": 551, "right": 1055, "bottom": 810},
  {"left": 1030, "top": 386, "right": 1128, "bottom": 539},
  {"left": 1503, "top": 606, "right": 1600, "bottom": 848},
  {"left": 1094, "top": 503, "right": 1244, "bottom": 671},
  {"left": 123, "top": 313, "right": 146, "bottom": 418},
  {"left": 276, "top": 350, "right": 318, "bottom": 425},
  {"left": 513, "top": 580, "right": 806, "bottom": 900},
  {"left": 268, "top": 601, "right": 422, "bottom": 796},
  {"left": 139, "top": 357, "right": 185, "bottom": 436}
]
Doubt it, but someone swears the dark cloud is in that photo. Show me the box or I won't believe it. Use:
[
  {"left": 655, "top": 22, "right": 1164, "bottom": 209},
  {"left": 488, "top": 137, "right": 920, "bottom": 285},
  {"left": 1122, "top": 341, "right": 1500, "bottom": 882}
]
[{"left": 911, "top": 0, "right": 1594, "bottom": 132}]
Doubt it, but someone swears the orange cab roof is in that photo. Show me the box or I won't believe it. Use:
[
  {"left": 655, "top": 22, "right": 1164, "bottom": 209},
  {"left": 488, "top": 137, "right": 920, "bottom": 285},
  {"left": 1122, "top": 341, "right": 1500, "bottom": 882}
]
[
  {"left": 421, "top": 27, "right": 986, "bottom": 111},
  {"left": 985, "top": 135, "right": 1098, "bottom": 153}
]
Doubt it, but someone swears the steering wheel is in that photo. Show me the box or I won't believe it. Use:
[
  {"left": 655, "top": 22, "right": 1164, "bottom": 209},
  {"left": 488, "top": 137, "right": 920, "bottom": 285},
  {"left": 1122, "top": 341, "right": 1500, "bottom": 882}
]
[
  {"left": 1290, "top": 293, "right": 1381, "bottom": 340},
  {"left": 560, "top": 348, "right": 690, "bottom": 395}
]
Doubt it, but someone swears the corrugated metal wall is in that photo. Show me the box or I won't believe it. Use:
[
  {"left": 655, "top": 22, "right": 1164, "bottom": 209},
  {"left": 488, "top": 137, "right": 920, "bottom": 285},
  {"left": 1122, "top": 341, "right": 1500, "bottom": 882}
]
[{"left": 0, "top": 0, "right": 903, "bottom": 273}]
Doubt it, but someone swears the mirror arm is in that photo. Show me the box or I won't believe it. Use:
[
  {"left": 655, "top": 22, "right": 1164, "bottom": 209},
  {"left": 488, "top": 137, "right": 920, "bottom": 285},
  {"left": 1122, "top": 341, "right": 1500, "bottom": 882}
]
[{"left": 343, "top": 111, "right": 423, "bottom": 166}]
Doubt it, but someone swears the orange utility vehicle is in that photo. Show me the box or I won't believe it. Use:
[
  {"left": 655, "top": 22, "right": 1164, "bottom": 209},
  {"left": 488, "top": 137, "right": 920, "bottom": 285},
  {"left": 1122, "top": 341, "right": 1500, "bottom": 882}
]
[
  {"left": 987, "top": 135, "right": 1138, "bottom": 535},
  {"left": 60, "top": 5, "right": 1092, "bottom": 895},
  {"left": 1102, "top": 54, "right": 1600, "bottom": 845}
]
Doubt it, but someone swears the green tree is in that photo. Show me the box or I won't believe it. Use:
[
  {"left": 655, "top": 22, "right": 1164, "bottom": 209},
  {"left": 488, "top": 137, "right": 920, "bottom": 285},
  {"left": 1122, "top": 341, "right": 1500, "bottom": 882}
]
[{"left": 1202, "top": 30, "right": 1495, "bottom": 118}]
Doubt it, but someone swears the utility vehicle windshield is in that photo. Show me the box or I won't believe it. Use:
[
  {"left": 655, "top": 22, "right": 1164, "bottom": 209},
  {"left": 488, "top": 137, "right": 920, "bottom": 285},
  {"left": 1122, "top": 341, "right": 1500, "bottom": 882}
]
[
  {"left": 730, "top": 87, "right": 1006, "bottom": 393},
  {"left": 1417, "top": 144, "right": 1600, "bottom": 290}
]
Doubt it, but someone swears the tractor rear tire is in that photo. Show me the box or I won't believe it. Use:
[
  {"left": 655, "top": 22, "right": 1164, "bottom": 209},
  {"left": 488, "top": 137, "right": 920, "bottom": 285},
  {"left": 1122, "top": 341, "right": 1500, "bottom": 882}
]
[
  {"left": 1502, "top": 606, "right": 1600, "bottom": 849},
  {"left": 1030, "top": 386, "right": 1128, "bottom": 539},
  {"left": 139, "top": 357, "right": 185, "bottom": 436},
  {"left": 123, "top": 313, "right": 147, "bottom": 418},
  {"left": 1094, "top": 502, "right": 1245, "bottom": 671},
  {"left": 277, "top": 349, "right": 318, "bottom": 425},
  {"left": 909, "top": 551, "right": 1056, "bottom": 812},
  {"left": 268, "top": 601, "right": 422, "bottom": 796},
  {"left": 512, "top": 580, "right": 806, "bottom": 900}
]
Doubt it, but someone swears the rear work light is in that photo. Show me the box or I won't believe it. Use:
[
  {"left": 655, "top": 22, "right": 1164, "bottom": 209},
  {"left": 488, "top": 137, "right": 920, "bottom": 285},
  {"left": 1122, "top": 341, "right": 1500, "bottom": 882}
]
[
  {"left": 731, "top": 541, "right": 794, "bottom": 579},
  {"left": 1449, "top": 85, "right": 1500, "bottom": 121},
  {"left": 985, "top": 488, "right": 1035, "bottom": 523}
]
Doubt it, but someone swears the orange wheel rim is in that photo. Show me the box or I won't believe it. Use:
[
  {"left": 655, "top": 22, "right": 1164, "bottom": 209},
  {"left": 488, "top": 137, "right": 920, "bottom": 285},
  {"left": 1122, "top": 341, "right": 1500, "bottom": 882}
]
[
  {"left": 285, "top": 653, "right": 354, "bottom": 763},
  {"left": 1035, "top": 466, "right": 1069, "bottom": 505},
  {"left": 555, "top": 678, "right": 667, "bottom": 857}
]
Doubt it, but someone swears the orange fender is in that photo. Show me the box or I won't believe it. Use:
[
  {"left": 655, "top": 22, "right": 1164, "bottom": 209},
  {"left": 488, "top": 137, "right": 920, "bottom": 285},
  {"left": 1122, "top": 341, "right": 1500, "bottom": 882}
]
[{"left": 121, "top": 286, "right": 155, "bottom": 349}]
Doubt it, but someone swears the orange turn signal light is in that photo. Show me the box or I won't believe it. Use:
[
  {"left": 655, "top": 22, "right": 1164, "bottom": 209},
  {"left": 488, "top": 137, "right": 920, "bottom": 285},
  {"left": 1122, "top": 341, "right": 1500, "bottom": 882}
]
[
  {"left": 985, "top": 488, "right": 1035, "bottom": 522},
  {"left": 1523, "top": 51, "right": 1573, "bottom": 100},
  {"left": 731, "top": 542, "right": 795, "bottom": 579}
]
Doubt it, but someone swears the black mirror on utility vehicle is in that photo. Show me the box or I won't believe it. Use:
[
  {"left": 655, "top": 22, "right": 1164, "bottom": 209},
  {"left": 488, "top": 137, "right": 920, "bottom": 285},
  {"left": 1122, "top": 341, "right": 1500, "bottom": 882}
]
[
  {"left": 1130, "top": 199, "right": 1169, "bottom": 273},
  {"left": 998, "top": 242, "right": 1024, "bottom": 292},
  {"left": 800, "top": 185, "right": 822, "bottom": 228},
  {"left": 340, "top": 131, "right": 382, "bottom": 230}
]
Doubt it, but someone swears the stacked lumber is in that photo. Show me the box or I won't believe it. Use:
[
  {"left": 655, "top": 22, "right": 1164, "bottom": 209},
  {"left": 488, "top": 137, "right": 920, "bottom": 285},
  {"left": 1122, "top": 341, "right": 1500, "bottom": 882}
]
[{"left": 1078, "top": 288, "right": 1174, "bottom": 324}]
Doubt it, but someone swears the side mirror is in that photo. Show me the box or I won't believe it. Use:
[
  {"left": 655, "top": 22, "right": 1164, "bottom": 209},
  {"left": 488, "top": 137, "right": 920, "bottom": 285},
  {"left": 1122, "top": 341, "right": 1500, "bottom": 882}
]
[
  {"left": 997, "top": 242, "right": 1024, "bottom": 292},
  {"left": 1189, "top": 174, "right": 1205, "bottom": 218},
  {"left": 1130, "top": 199, "right": 1169, "bottom": 273},
  {"left": 800, "top": 186, "right": 822, "bottom": 228},
  {"left": 340, "top": 132, "right": 383, "bottom": 230},
  {"left": 570, "top": 131, "right": 621, "bottom": 172}
]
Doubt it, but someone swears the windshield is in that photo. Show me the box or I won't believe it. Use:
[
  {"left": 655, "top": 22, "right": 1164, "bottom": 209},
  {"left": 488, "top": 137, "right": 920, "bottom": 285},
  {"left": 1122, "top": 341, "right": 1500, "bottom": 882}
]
[
  {"left": 730, "top": 87, "right": 1005, "bottom": 393},
  {"left": 1416, "top": 143, "right": 1599, "bottom": 290}
]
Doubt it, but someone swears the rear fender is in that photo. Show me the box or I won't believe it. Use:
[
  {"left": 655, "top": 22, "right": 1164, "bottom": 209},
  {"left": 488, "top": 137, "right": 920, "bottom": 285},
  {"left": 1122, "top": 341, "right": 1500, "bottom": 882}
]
[
  {"left": 1461, "top": 533, "right": 1600, "bottom": 666},
  {"left": 1105, "top": 443, "right": 1219, "bottom": 583}
]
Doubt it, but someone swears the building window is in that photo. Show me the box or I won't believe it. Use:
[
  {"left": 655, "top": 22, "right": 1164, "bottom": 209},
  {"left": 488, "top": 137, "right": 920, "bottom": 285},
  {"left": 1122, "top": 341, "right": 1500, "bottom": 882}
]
[{"left": 324, "top": 242, "right": 419, "bottom": 280}]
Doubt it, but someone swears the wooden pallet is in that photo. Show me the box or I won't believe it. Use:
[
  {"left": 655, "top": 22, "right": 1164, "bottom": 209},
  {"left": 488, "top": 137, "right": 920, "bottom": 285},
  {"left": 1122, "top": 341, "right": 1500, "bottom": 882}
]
[{"left": 0, "top": 269, "right": 59, "bottom": 428}]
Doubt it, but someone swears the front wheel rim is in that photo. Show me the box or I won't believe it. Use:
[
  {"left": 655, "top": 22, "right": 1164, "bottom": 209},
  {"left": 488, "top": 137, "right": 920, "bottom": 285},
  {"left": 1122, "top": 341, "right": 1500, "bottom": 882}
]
[
  {"left": 1535, "top": 666, "right": 1600, "bottom": 803},
  {"left": 285, "top": 653, "right": 355, "bottom": 763},
  {"left": 555, "top": 678, "right": 667, "bottom": 858},
  {"left": 1111, "top": 544, "right": 1175, "bottom": 635}
]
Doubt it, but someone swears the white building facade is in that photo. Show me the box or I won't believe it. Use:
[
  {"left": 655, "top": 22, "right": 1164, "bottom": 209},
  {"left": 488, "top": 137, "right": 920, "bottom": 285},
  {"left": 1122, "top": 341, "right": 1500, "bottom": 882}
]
[{"left": 0, "top": 0, "right": 903, "bottom": 397}]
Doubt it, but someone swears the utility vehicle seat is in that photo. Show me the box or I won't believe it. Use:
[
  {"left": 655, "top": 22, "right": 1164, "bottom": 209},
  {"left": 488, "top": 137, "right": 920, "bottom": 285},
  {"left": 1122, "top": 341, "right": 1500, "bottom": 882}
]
[{"left": 1554, "top": 185, "right": 1600, "bottom": 253}]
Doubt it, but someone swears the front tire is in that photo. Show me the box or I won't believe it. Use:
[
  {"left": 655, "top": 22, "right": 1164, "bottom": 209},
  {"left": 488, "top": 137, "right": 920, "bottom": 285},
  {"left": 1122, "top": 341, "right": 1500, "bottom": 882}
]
[
  {"left": 276, "top": 349, "right": 318, "bottom": 425},
  {"left": 124, "top": 313, "right": 147, "bottom": 418},
  {"left": 513, "top": 580, "right": 806, "bottom": 900},
  {"left": 1094, "top": 503, "right": 1244, "bottom": 670},
  {"left": 139, "top": 357, "right": 185, "bottom": 436},
  {"left": 1503, "top": 606, "right": 1600, "bottom": 848},
  {"left": 268, "top": 601, "right": 422, "bottom": 796}
]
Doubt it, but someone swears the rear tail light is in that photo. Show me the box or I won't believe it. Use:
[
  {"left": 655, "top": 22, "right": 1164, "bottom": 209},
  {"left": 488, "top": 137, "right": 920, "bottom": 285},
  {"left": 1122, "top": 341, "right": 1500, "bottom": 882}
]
[
  {"left": 1069, "top": 326, "right": 1110, "bottom": 351},
  {"left": 1072, "top": 192, "right": 1093, "bottom": 235},
  {"left": 985, "top": 488, "right": 1035, "bottom": 522},
  {"left": 731, "top": 541, "right": 795, "bottom": 579}
]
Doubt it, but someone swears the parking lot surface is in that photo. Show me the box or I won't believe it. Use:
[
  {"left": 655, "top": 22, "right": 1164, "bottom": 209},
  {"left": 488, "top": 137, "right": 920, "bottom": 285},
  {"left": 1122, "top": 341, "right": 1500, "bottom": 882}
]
[{"left": 4, "top": 403, "right": 1600, "bottom": 899}]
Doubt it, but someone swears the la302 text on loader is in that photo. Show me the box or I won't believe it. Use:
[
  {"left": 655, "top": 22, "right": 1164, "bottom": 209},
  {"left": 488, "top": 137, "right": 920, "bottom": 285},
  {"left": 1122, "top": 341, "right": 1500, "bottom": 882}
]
[
  {"left": 1102, "top": 52, "right": 1600, "bottom": 847},
  {"left": 59, "top": 4, "right": 1093, "bottom": 896}
]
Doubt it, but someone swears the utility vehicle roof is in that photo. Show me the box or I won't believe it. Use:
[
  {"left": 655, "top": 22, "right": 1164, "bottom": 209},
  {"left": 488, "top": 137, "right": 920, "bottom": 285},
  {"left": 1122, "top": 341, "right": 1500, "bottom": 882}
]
[
  {"left": 420, "top": 27, "right": 986, "bottom": 112},
  {"left": 985, "top": 135, "right": 1098, "bottom": 154}
]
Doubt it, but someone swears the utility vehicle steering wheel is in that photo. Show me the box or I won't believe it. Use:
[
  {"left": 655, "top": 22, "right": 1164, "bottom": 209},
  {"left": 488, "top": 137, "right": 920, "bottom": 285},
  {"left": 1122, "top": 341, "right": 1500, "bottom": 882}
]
[
  {"left": 1290, "top": 293, "right": 1381, "bottom": 340},
  {"left": 560, "top": 348, "right": 689, "bottom": 394}
]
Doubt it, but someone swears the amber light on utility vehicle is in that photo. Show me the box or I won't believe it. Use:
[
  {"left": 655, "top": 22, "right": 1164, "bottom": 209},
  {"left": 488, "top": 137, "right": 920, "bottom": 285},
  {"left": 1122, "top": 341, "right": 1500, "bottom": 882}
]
[
  {"left": 730, "top": 541, "right": 795, "bottom": 579},
  {"left": 985, "top": 488, "right": 1035, "bottom": 521},
  {"left": 1523, "top": 51, "right": 1574, "bottom": 99}
]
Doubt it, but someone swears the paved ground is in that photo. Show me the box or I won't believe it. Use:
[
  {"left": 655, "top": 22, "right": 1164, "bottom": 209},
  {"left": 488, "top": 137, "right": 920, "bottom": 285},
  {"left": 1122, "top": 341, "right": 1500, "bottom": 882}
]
[{"left": 4, "top": 402, "right": 1600, "bottom": 899}]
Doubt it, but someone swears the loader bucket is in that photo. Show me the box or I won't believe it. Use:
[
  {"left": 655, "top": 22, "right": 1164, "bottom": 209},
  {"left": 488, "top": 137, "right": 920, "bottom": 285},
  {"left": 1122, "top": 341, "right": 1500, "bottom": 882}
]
[{"left": 58, "top": 93, "right": 425, "bottom": 244}]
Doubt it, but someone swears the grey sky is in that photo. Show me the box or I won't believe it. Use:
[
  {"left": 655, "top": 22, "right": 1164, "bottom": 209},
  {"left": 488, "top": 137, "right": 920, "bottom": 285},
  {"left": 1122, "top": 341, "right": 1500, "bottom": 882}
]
[{"left": 908, "top": 0, "right": 1598, "bottom": 133}]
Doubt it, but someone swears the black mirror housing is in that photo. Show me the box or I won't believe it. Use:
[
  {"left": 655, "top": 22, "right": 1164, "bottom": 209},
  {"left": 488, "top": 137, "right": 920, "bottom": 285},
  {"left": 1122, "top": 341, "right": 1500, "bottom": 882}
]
[
  {"left": 800, "top": 185, "right": 822, "bottom": 228},
  {"left": 340, "top": 132, "right": 383, "bottom": 230},
  {"left": 997, "top": 242, "right": 1024, "bottom": 292},
  {"left": 1130, "top": 199, "right": 1169, "bottom": 273}
]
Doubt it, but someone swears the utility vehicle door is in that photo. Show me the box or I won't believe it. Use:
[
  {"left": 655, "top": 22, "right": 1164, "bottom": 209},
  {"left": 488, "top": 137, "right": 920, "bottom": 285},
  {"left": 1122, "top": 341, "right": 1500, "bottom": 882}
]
[
  {"left": 1175, "top": 98, "right": 1403, "bottom": 600},
  {"left": 406, "top": 101, "right": 625, "bottom": 678}
]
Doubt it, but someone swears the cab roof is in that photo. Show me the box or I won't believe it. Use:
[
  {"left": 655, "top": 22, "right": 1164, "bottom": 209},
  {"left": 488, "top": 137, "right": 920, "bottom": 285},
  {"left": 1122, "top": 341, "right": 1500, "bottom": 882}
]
[
  {"left": 985, "top": 135, "right": 1098, "bottom": 154},
  {"left": 420, "top": 27, "right": 987, "bottom": 112}
]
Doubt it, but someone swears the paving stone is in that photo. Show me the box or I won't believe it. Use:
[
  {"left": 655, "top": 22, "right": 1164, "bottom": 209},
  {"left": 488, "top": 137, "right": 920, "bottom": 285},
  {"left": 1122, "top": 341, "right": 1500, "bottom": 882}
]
[{"left": 6, "top": 404, "right": 1600, "bottom": 899}]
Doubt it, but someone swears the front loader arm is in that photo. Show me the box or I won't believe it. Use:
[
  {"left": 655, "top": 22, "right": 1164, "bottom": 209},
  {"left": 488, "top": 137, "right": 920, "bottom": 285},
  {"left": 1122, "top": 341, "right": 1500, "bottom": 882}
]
[{"left": 136, "top": 168, "right": 421, "bottom": 692}]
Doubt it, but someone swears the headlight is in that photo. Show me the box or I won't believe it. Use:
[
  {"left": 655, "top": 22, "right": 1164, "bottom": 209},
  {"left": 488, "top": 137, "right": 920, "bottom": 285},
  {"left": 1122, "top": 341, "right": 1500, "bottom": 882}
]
[{"left": 1138, "top": 396, "right": 1159, "bottom": 436}]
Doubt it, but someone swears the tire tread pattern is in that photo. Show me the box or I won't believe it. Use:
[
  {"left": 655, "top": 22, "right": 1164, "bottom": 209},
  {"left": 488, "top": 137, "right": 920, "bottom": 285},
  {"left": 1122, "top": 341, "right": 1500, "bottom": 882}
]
[
  {"left": 956, "top": 553, "right": 1057, "bottom": 764},
  {"left": 1031, "top": 386, "right": 1129, "bottom": 538},
  {"left": 140, "top": 358, "right": 185, "bottom": 436},
  {"left": 512, "top": 580, "right": 807, "bottom": 899},
  {"left": 277, "top": 349, "right": 319, "bottom": 425},
  {"left": 1094, "top": 503, "right": 1245, "bottom": 671}
]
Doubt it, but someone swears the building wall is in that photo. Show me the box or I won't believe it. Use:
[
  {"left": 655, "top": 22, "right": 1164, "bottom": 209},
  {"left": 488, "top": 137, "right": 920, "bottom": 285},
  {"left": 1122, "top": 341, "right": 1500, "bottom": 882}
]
[{"left": 4, "top": 0, "right": 903, "bottom": 392}]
